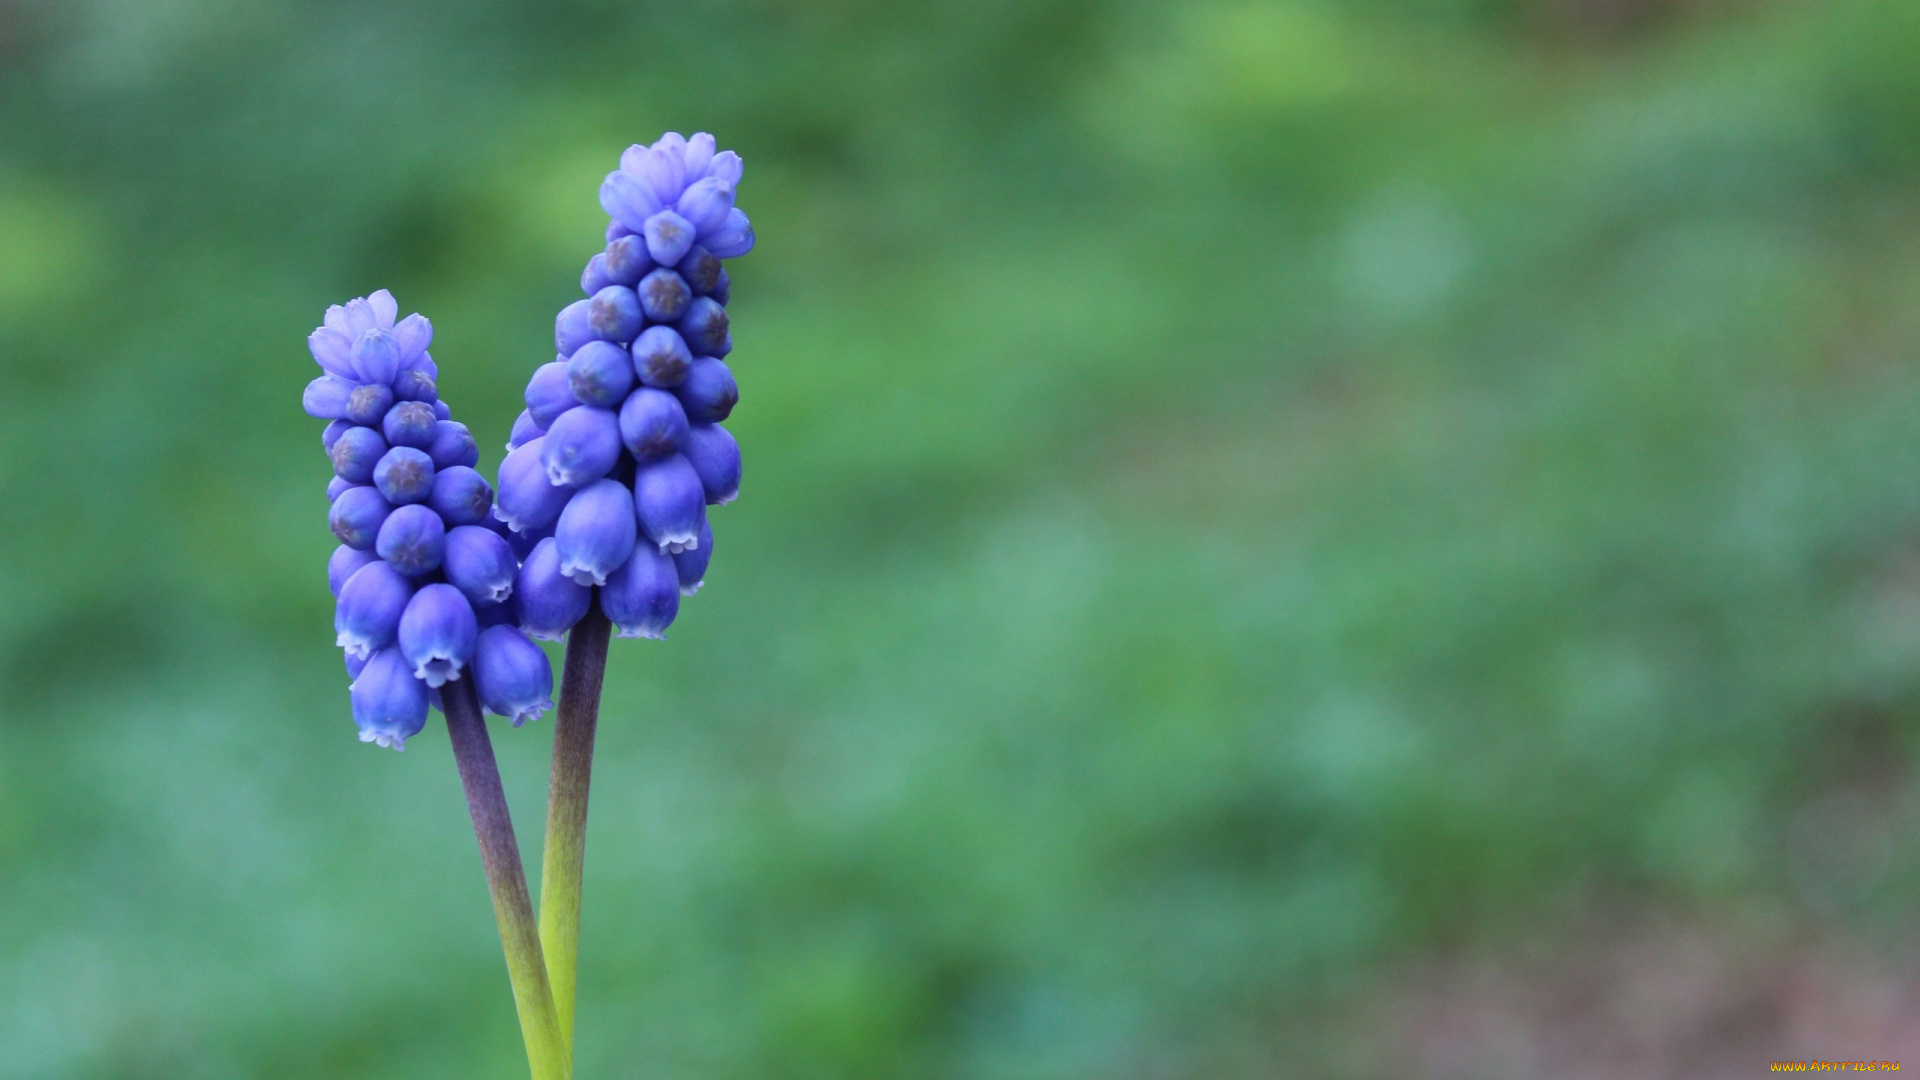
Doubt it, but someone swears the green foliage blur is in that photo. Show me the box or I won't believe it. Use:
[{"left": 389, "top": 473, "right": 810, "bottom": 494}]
[{"left": 6, "top": 0, "right": 1920, "bottom": 1075}]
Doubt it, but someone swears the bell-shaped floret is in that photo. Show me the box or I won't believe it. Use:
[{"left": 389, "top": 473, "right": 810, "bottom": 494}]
[
  {"left": 428, "top": 420, "right": 479, "bottom": 469},
  {"left": 568, "top": 340, "right": 636, "bottom": 408},
  {"left": 304, "top": 375, "right": 355, "bottom": 419},
  {"left": 335, "top": 560, "right": 414, "bottom": 659},
  {"left": 515, "top": 537, "right": 591, "bottom": 641},
  {"left": 637, "top": 268, "right": 691, "bottom": 323},
  {"left": 351, "top": 647, "right": 429, "bottom": 750},
  {"left": 676, "top": 296, "right": 729, "bottom": 356},
  {"left": 495, "top": 436, "right": 571, "bottom": 533},
  {"left": 373, "top": 446, "right": 436, "bottom": 505},
  {"left": 672, "top": 516, "right": 713, "bottom": 596},
  {"left": 429, "top": 465, "right": 493, "bottom": 526},
  {"left": 399, "top": 583, "right": 479, "bottom": 687},
  {"left": 602, "top": 544, "right": 680, "bottom": 639},
  {"left": 473, "top": 625, "right": 555, "bottom": 727},
  {"left": 329, "top": 544, "right": 380, "bottom": 597},
  {"left": 376, "top": 503, "right": 446, "bottom": 576},
  {"left": 443, "top": 524, "right": 518, "bottom": 604},
  {"left": 618, "top": 386, "right": 689, "bottom": 460},
  {"left": 508, "top": 409, "right": 545, "bottom": 450},
  {"left": 554, "top": 479, "right": 638, "bottom": 587},
  {"left": 540, "top": 406, "right": 622, "bottom": 487},
  {"left": 682, "top": 423, "right": 741, "bottom": 505},
  {"left": 525, "top": 360, "right": 578, "bottom": 428},
  {"left": 382, "top": 401, "right": 438, "bottom": 450},
  {"left": 588, "top": 285, "right": 644, "bottom": 344},
  {"left": 329, "top": 485, "right": 393, "bottom": 550},
  {"left": 631, "top": 325, "right": 692, "bottom": 389},
  {"left": 633, "top": 454, "right": 705, "bottom": 553},
  {"left": 675, "top": 355, "right": 737, "bottom": 423}
]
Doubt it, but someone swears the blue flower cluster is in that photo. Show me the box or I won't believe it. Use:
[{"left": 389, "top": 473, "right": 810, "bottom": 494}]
[
  {"left": 495, "top": 132, "right": 753, "bottom": 641},
  {"left": 304, "top": 291, "right": 555, "bottom": 750}
]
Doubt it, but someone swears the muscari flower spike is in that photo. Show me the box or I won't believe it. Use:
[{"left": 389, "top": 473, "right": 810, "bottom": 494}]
[
  {"left": 306, "top": 290, "right": 557, "bottom": 749},
  {"left": 497, "top": 131, "right": 754, "bottom": 642}
]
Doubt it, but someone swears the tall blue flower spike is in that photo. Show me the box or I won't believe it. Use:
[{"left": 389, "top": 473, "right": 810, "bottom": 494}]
[
  {"left": 499, "top": 132, "right": 754, "bottom": 640},
  {"left": 306, "top": 290, "right": 556, "bottom": 749}
]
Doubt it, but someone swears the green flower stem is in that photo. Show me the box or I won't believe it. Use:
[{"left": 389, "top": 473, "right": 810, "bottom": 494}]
[
  {"left": 442, "top": 676, "right": 571, "bottom": 1080},
  {"left": 540, "top": 603, "right": 611, "bottom": 1048}
]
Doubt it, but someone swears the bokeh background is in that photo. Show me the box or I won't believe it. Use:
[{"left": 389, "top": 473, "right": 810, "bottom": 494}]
[{"left": 4, "top": 0, "right": 1920, "bottom": 1076}]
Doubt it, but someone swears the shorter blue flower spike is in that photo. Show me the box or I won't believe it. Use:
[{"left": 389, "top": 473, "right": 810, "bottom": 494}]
[
  {"left": 637, "top": 268, "right": 692, "bottom": 323},
  {"left": 672, "top": 517, "right": 713, "bottom": 595},
  {"left": 336, "top": 559, "right": 414, "bottom": 659},
  {"left": 677, "top": 247, "right": 723, "bottom": 295},
  {"left": 429, "top": 420, "right": 480, "bottom": 469},
  {"left": 675, "top": 356, "right": 737, "bottom": 423},
  {"left": 373, "top": 446, "right": 436, "bottom": 505},
  {"left": 351, "top": 647, "right": 429, "bottom": 750},
  {"left": 345, "top": 382, "right": 395, "bottom": 427},
  {"left": 327, "top": 476, "right": 353, "bottom": 501},
  {"left": 643, "top": 210, "right": 696, "bottom": 266},
  {"left": 618, "top": 387, "right": 689, "bottom": 460},
  {"left": 541, "top": 406, "right": 623, "bottom": 487},
  {"left": 556, "top": 299, "right": 597, "bottom": 356},
  {"left": 382, "top": 401, "right": 438, "bottom": 449},
  {"left": 634, "top": 454, "right": 705, "bottom": 553},
  {"left": 516, "top": 537, "right": 592, "bottom": 641},
  {"left": 632, "top": 325, "right": 692, "bottom": 388},
  {"left": 582, "top": 252, "right": 616, "bottom": 295},
  {"left": 588, "top": 285, "right": 644, "bottom": 343},
  {"left": 495, "top": 437, "right": 571, "bottom": 534},
  {"left": 604, "top": 234, "right": 653, "bottom": 285},
  {"left": 429, "top": 465, "right": 494, "bottom": 526},
  {"left": 473, "top": 625, "right": 554, "bottom": 726},
  {"left": 568, "top": 340, "right": 636, "bottom": 408},
  {"left": 329, "top": 544, "right": 380, "bottom": 597},
  {"left": 399, "top": 583, "right": 479, "bottom": 687},
  {"left": 322, "top": 418, "right": 354, "bottom": 451},
  {"left": 682, "top": 423, "right": 741, "bottom": 505},
  {"left": 508, "top": 409, "right": 545, "bottom": 450},
  {"left": 526, "top": 360, "right": 577, "bottom": 428},
  {"left": 676, "top": 297, "right": 729, "bottom": 356},
  {"left": 555, "top": 479, "right": 638, "bottom": 587},
  {"left": 330, "top": 485, "right": 393, "bottom": 550},
  {"left": 330, "top": 425, "right": 388, "bottom": 484},
  {"left": 444, "top": 524, "right": 519, "bottom": 604},
  {"left": 351, "top": 329, "right": 403, "bottom": 386},
  {"left": 392, "top": 369, "right": 438, "bottom": 404},
  {"left": 376, "top": 503, "right": 447, "bottom": 576},
  {"left": 602, "top": 544, "right": 679, "bottom": 639},
  {"left": 304, "top": 375, "right": 355, "bottom": 419}
]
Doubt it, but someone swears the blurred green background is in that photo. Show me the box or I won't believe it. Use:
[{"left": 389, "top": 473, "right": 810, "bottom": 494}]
[{"left": 5, "top": 0, "right": 1920, "bottom": 1075}]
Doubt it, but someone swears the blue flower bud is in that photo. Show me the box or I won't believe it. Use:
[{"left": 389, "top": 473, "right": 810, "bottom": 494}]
[
  {"left": 382, "top": 401, "right": 438, "bottom": 450},
  {"left": 443, "top": 524, "right": 518, "bottom": 604},
  {"left": 366, "top": 289, "right": 399, "bottom": 329},
  {"left": 632, "top": 325, "right": 692, "bottom": 388},
  {"left": 433, "top": 399, "right": 452, "bottom": 421},
  {"left": 711, "top": 269, "right": 731, "bottom": 306},
  {"left": 600, "top": 170, "right": 664, "bottom": 234},
  {"left": 429, "top": 465, "right": 493, "bottom": 525},
  {"left": 607, "top": 220, "right": 633, "bottom": 243},
  {"left": 399, "top": 583, "right": 479, "bottom": 687},
  {"left": 351, "top": 328, "right": 402, "bottom": 386},
  {"left": 508, "top": 409, "right": 544, "bottom": 450},
  {"left": 473, "top": 625, "right": 554, "bottom": 726},
  {"left": 429, "top": 420, "right": 480, "bottom": 469},
  {"left": 329, "top": 544, "right": 380, "bottom": 597},
  {"left": 704, "top": 208, "right": 754, "bottom": 258},
  {"left": 676, "top": 296, "right": 730, "bottom": 356},
  {"left": 602, "top": 544, "right": 679, "bottom": 639},
  {"left": 351, "top": 647, "right": 429, "bottom": 750},
  {"left": 345, "top": 381, "right": 395, "bottom": 427},
  {"left": 582, "top": 252, "right": 616, "bottom": 295},
  {"left": 494, "top": 437, "right": 571, "bottom": 534},
  {"left": 556, "top": 298, "right": 596, "bottom": 355},
  {"left": 707, "top": 150, "right": 743, "bottom": 188},
  {"left": 554, "top": 479, "right": 638, "bottom": 586},
  {"left": 541, "top": 406, "right": 622, "bottom": 487},
  {"left": 675, "top": 177, "right": 734, "bottom": 237},
  {"left": 618, "top": 386, "right": 689, "bottom": 459},
  {"left": 329, "top": 485, "right": 392, "bottom": 549},
  {"left": 330, "top": 425, "right": 388, "bottom": 484},
  {"left": 391, "top": 368, "right": 438, "bottom": 404},
  {"left": 393, "top": 312, "right": 433, "bottom": 365},
  {"left": 322, "top": 418, "right": 353, "bottom": 451},
  {"left": 567, "top": 340, "right": 636, "bottom": 408},
  {"left": 713, "top": 331, "right": 732, "bottom": 359},
  {"left": 672, "top": 517, "right": 713, "bottom": 595},
  {"left": 634, "top": 454, "right": 705, "bottom": 553},
  {"left": 516, "top": 537, "right": 591, "bottom": 640},
  {"left": 376, "top": 503, "right": 447, "bottom": 576},
  {"left": 327, "top": 476, "right": 353, "bottom": 501},
  {"left": 643, "top": 210, "right": 696, "bottom": 266},
  {"left": 588, "top": 285, "right": 644, "bottom": 343},
  {"left": 636, "top": 143, "right": 688, "bottom": 205},
  {"left": 604, "top": 234, "right": 653, "bottom": 286},
  {"left": 675, "top": 356, "right": 737, "bottom": 423},
  {"left": 637, "top": 268, "right": 692, "bottom": 323},
  {"left": 682, "top": 132, "right": 716, "bottom": 180},
  {"left": 373, "top": 445, "right": 436, "bottom": 505},
  {"left": 309, "top": 328, "right": 358, "bottom": 381},
  {"left": 677, "top": 246, "right": 723, "bottom": 295},
  {"left": 304, "top": 375, "right": 355, "bottom": 419},
  {"left": 336, "top": 559, "right": 414, "bottom": 658},
  {"left": 682, "top": 423, "right": 741, "bottom": 505},
  {"left": 525, "top": 360, "right": 578, "bottom": 428}
]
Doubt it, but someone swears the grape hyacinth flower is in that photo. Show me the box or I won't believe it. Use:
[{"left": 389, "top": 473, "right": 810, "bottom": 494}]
[{"left": 303, "top": 292, "right": 569, "bottom": 1080}]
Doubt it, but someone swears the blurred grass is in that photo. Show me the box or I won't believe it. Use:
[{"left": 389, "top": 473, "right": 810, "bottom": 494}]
[{"left": 6, "top": 0, "right": 1920, "bottom": 1075}]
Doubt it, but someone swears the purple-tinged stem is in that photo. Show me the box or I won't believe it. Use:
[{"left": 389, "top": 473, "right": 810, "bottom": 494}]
[
  {"left": 442, "top": 676, "right": 570, "bottom": 1080},
  {"left": 540, "top": 601, "right": 611, "bottom": 1048}
]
